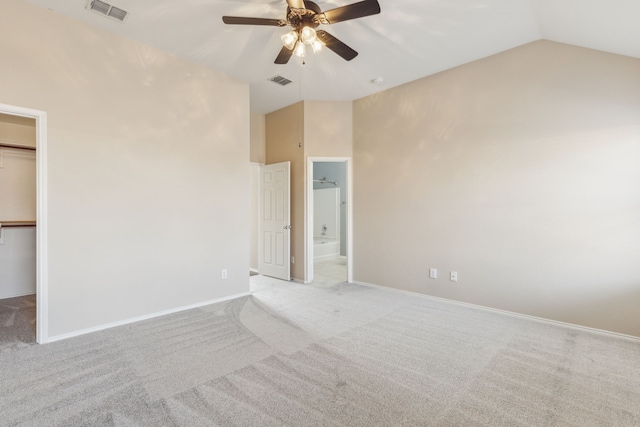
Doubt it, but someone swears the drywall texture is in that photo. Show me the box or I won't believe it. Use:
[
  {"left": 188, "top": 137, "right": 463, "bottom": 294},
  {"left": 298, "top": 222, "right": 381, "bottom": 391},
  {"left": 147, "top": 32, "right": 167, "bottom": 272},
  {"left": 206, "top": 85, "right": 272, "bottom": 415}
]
[
  {"left": 353, "top": 40, "right": 640, "bottom": 337},
  {"left": 0, "top": 115, "right": 36, "bottom": 299},
  {"left": 250, "top": 112, "right": 266, "bottom": 164},
  {"left": 304, "top": 101, "right": 353, "bottom": 158},
  {"left": 0, "top": 0, "right": 249, "bottom": 338}
]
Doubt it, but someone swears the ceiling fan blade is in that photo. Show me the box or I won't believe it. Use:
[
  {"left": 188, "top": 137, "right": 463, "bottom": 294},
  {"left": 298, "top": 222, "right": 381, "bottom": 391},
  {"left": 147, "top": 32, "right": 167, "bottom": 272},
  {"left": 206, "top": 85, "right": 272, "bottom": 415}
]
[
  {"left": 316, "top": 30, "right": 358, "bottom": 61},
  {"left": 222, "top": 16, "right": 284, "bottom": 26},
  {"left": 287, "top": 0, "right": 306, "bottom": 10},
  {"left": 275, "top": 46, "right": 294, "bottom": 64},
  {"left": 320, "top": 0, "right": 380, "bottom": 24}
]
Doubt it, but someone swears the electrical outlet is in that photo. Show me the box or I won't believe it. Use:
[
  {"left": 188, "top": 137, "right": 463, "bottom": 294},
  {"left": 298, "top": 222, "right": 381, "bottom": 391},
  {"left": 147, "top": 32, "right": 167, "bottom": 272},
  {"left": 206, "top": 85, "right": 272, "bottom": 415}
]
[
  {"left": 450, "top": 271, "right": 457, "bottom": 282},
  {"left": 291, "top": 256, "right": 295, "bottom": 264},
  {"left": 429, "top": 268, "right": 437, "bottom": 279},
  {"left": 221, "top": 269, "right": 228, "bottom": 279}
]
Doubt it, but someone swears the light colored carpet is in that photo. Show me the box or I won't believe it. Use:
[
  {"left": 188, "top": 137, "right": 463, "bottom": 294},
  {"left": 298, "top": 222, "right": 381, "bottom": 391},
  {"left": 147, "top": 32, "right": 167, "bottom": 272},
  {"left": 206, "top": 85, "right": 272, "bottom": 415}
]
[
  {"left": 0, "top": 294, "right": 36, "bottom": 350},
  {"left": 1, "top": 276, "right": 639, "bottom": 426}
]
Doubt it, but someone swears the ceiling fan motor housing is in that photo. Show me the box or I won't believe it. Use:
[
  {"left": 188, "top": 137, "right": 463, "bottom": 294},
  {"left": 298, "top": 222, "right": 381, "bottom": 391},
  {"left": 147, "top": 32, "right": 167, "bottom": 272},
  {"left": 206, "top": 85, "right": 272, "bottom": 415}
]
[{"left": 286, "top": 1, "right": 323, "bottom": 30}]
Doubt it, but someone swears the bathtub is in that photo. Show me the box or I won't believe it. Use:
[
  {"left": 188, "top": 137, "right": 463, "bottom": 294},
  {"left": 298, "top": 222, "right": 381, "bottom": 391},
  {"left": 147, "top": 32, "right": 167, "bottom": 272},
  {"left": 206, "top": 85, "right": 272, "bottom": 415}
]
[{"left": 314, "top": 237, "right": 340, "bottom": 261}]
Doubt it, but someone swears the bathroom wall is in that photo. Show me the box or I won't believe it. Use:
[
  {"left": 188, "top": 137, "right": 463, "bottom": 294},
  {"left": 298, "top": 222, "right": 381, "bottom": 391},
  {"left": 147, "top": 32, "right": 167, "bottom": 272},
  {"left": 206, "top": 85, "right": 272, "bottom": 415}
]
[
  {"left": 313, "top": 188, "right": 340, "bottom": 239},
  {"left": 0, "top": 113, "right": 36, "bottom": 299}
]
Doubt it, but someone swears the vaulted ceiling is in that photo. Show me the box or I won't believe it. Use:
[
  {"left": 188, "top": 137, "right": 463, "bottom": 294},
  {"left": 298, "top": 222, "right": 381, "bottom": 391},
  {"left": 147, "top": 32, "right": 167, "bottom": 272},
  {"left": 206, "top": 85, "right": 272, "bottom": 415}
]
[{"left": 24, "top": 0, "right": 640, "bottom": 113}]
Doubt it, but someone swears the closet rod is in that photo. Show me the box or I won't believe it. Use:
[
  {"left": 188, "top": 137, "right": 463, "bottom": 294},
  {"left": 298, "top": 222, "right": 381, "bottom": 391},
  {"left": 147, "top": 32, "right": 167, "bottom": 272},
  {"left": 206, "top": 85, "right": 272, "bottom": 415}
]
[
  {"left": 0, "top": 221, "right": 37, "bottom": 228},
  {"left": 0, "top": 142, "right": 36, "bottom": 151}
]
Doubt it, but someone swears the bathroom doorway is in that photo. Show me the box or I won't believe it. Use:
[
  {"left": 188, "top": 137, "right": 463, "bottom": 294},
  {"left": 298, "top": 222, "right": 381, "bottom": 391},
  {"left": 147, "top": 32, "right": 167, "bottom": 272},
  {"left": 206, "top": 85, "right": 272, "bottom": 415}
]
[{"left": 305, "top": 157, "right": 352, "bottom": 284}]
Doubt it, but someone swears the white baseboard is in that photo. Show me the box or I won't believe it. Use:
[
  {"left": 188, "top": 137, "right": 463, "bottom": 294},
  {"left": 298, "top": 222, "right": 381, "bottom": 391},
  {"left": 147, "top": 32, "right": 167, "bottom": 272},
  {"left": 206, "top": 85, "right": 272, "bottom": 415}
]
[
  {"left": 249, "top": 267, "right": 259, "bottom": 273},
  {"left": 352, "top": 280, "right": 640, "bottom": 342},
  {"left": 0, "top": 291, "right": 36, "bottom": 300},
  {"left": 46, "top": 292, "right": 250, "bottom": 344}
]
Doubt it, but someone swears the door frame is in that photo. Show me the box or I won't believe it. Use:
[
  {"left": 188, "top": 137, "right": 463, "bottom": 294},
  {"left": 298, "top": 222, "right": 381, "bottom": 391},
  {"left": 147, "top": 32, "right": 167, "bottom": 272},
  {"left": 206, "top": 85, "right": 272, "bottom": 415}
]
[
  {"left": 305, "top": 157, "right": 353, "bottom": 284},
  {"left": 0, "top": 103, "right": 48, "bottom": 344}
]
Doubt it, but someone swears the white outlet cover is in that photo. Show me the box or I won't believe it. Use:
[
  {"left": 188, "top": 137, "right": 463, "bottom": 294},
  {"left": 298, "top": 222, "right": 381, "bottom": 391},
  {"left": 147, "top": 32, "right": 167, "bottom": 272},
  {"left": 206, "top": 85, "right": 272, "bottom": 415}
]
[{"left": 429, "top": 268, "right": 437, "bottom": 279}]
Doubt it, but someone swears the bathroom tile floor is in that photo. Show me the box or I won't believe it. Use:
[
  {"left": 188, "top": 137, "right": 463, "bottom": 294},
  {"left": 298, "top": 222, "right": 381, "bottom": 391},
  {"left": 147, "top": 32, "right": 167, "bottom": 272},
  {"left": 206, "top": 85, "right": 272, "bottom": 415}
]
[{"left": 313, "top": 257, "right": 347, "bottom": 283}]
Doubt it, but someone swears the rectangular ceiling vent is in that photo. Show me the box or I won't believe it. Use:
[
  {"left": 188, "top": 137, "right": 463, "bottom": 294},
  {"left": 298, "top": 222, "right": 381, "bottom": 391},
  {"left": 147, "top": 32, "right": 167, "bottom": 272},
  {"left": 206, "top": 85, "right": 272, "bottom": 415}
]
[
  {"left": 87, "top": 0, "right": 128, "bottom": 22},
  {"left": 269, "top": 75, "right": 293, "bottom": 86}
]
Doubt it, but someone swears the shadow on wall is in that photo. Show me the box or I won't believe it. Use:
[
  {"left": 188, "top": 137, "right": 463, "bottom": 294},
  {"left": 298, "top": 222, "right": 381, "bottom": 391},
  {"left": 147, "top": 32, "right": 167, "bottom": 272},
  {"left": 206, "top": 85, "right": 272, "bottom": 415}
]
[{"left": 538, "top": 284, "right": 640, "bottom": 338}]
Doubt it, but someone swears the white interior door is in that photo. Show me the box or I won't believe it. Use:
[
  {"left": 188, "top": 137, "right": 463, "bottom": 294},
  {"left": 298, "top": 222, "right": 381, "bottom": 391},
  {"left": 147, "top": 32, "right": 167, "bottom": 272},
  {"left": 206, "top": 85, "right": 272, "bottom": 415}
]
[{"left": 259, "top": 162, "right": 290, "bottom": 280}]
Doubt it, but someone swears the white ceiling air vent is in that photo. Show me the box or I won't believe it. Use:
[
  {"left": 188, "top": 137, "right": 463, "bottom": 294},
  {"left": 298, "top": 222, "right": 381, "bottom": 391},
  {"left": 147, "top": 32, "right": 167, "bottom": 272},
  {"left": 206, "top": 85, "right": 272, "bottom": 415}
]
[
  {"left": 268, "top": 75, "right": 293, "bottom": 86},
  {"left": 87, "top": 0, "right": 128, "bottom": 22}
]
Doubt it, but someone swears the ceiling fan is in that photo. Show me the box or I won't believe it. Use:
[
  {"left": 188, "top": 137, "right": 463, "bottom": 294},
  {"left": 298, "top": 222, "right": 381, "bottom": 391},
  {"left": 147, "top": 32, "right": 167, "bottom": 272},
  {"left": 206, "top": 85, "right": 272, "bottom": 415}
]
[{"left": 222, "top": 0, "right": 381, "bottom": 64}]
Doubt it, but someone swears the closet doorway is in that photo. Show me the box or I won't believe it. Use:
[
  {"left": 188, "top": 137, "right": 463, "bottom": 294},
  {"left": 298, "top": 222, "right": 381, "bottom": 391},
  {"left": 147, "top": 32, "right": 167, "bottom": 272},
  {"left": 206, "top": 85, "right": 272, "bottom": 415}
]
[{"left": 0, "top": 103, "right": 48, "bottom": 344}]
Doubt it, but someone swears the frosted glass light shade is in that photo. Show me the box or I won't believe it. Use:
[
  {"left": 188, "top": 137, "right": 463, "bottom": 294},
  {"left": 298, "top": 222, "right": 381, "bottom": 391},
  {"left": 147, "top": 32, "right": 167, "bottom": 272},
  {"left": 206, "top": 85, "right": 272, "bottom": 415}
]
[
  {"left": 281, "top": 30, "right": 298, "bottom": 50},
  {"left": 293, "top": 41, "right": 306, "bottom": 58},
  {"left": 300, "top": 26, "right": 317, "bottom": 44},
  {"left": 312, "top": 40, "right": 324, "bottom": 53}
]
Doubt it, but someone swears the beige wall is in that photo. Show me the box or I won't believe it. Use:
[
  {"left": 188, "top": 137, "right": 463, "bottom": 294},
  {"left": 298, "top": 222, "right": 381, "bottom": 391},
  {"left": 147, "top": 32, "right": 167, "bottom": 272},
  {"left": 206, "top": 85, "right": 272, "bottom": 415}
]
[
  {"left": 249, "top": 163, "right": 260, "bottom": 271},
  {"left": 265, "top": 101, "right": 353, "bottom": 281},
  {"left": 249, "top": 112, "right": 265, "bottom": 271},
  {"left": 304, "top": 101, "right": 353, "bottom": 158},
  {"left": 1, "top": 0, "right": 249, "bottom": 338},
  {"left": 353, "top": 40, "right": 640, "bottom": 337},
  {"left": 250, "top": 112, "right": 266, "bottom": 164}
]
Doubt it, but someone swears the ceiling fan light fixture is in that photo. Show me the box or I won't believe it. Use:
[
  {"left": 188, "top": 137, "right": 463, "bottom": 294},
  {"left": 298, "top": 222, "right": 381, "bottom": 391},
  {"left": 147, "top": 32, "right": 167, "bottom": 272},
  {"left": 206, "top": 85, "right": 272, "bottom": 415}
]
[
  {"left": 222, "top": 0, "right": 382, "bottom": 64},
  {"left": 300, "top": 26, "right": 317, "bottom": 44},
  {"left": 311, "top": 39, "right": 324, "bottom": 53},
  {"left": 294, "top": 41, "right": 306, "bottom": 58},
  {"left": 281, "top": 30, "right": 298, "bottom": 50}
]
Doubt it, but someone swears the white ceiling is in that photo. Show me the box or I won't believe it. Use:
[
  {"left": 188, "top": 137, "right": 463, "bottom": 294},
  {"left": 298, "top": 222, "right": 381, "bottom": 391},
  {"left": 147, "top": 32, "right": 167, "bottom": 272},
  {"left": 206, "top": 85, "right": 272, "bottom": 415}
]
[{"left": 24, "top": 0, "right": 640, "bottom": 114}]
